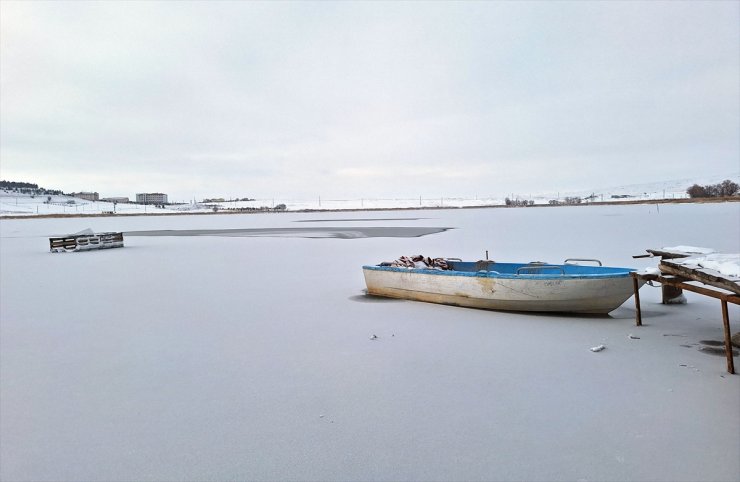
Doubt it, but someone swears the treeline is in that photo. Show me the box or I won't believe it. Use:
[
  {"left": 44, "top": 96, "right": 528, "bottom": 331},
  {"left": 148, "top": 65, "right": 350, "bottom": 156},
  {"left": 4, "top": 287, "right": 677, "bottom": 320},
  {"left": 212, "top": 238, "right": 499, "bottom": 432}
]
[
  {"left": 548, "top": 197, "right": 584, "bottom": 205},
  {"left": 509, "top": 196, "right": 585, "bottom": 206},
  {"left": 687, "top": 179, "right": 739, "bottom": 198},
  {"left": 505, "top": 198, "right": 534, "bottom": 207},
  {"left": 212, "top": 204, "right": 287, "bottom": 213},
  {"left": 1, "top": 180, "right": 38, "bottom": 189},
  {"left": 0, "top": 180, "right": 63, "bottom": 195},
  {"left": 203, "top": 197, "right": 255, "bottom": 203}
]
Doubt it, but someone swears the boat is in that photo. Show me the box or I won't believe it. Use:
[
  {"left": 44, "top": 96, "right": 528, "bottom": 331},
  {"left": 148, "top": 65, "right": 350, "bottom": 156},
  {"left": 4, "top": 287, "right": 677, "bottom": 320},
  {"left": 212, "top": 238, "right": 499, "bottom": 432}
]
[{"left": 362, "top": 258, "right": 644, "bottom": 314}]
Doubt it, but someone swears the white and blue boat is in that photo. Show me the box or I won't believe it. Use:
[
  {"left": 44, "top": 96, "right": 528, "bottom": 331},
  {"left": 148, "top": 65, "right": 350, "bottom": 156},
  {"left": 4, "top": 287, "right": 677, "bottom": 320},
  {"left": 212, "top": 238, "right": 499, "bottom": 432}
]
[{"left": 362, "top": 259, "right": 643, "bottom": 314}]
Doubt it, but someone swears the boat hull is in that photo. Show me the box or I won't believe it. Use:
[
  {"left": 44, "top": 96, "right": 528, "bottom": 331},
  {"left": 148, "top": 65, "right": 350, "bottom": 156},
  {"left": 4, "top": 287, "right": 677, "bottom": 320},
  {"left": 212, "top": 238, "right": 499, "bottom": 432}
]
[{"left": 363, "top": 266, "right": 642, "bottom": 314}]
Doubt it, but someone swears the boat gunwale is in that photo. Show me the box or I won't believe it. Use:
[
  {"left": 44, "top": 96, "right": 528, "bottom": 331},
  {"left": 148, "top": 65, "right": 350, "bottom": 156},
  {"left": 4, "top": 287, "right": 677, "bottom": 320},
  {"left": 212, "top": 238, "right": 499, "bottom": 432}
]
[{"left": 362, "top": 264, "right": 636, "bottom": 280}]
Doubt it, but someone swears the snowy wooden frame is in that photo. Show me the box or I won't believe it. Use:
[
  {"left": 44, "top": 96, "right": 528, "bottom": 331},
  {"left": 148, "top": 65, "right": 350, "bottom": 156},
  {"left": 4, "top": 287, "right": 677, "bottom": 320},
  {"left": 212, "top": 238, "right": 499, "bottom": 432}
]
[{"left": 630, "top": 271, "right": 739, "bottom": 374}]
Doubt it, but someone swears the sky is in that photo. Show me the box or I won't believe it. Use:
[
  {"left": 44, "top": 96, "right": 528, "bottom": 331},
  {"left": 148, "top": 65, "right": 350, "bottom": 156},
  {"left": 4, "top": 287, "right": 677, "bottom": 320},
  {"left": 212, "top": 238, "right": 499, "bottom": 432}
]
[{"left": 1, "top": 1, "right": 738, "bottom": 202}]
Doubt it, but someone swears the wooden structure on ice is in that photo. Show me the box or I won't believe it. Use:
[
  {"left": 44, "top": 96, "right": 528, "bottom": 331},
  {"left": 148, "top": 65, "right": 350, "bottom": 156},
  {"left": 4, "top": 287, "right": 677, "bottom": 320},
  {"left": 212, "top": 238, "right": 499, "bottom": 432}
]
[
  {"left": 631, "top": 249, "right": 740, "bottom": 374},
  {"left": 49, "top": 232, "right": 124, "bottom": 253}
]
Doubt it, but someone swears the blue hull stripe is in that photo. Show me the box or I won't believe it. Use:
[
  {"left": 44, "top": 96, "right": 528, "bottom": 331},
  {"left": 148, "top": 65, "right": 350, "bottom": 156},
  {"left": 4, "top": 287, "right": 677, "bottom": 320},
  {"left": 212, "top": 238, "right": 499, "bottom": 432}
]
[{"left": 362, "top": 262, "right": 635, "bottom": 281}]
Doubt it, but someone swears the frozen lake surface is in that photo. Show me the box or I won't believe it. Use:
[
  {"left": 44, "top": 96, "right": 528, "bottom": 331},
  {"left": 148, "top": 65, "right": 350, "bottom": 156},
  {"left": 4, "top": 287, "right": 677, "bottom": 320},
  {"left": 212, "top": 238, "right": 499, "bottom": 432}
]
[{"left": 1, "top": 202, "right": 739, "bottom": 481}]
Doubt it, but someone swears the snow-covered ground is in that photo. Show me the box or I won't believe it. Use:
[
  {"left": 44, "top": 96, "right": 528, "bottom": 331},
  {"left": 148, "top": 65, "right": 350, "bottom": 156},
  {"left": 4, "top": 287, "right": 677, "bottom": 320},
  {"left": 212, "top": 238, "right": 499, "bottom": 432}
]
[
  {"left": 0, "top": 192, "right": 192, "bottom": 217},
  {"left": 2, "top": 173, "right": 737, "bottom": 216},
  {"left": 1, "top": 202, "right": 739, "bottom": 481}
]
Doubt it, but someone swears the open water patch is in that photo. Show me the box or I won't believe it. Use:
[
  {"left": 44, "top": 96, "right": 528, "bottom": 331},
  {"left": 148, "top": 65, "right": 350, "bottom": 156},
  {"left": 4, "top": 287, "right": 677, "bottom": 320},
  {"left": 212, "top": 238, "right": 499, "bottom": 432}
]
[
  {"left": 699, "top": 339, "right": 724, "bottom": 346},
  {"left": 124, "top": 226, "right": 452, "bottom": 239},
  {"left": 698, "top": 345, "right": 739, "bottom": 357},
  {"left": 294, "top": 217, "right": 428, "bottom": 222},
  {"left": 697, "top": 339, "right": 739, "bottom": 357}
]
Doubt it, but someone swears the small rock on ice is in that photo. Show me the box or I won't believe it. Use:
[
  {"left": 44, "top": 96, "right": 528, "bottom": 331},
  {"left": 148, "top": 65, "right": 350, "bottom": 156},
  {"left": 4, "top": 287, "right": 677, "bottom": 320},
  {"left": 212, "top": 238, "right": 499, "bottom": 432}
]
[
  {"left": 590, "top": 344, "right": 606, "bottom": 352},
  {"left": 370, "top": 334, "right": 378, "bottom": 340},
  {"left": 628, "top": 334, "right": 640, "bottom": 339}
]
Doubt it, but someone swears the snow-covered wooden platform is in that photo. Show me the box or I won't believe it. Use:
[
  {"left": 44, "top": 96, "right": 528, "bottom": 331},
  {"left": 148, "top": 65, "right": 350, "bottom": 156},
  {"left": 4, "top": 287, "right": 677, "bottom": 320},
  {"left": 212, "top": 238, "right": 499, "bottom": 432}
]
[
  {"left": 49, "top": 231, "right": 124, "bottom": 253},
  {"left": 660, "top": 255, "right": 740, "bottom": 295},
  {"left": 631, "top": 247, "right": 740, "bottom": 374}
]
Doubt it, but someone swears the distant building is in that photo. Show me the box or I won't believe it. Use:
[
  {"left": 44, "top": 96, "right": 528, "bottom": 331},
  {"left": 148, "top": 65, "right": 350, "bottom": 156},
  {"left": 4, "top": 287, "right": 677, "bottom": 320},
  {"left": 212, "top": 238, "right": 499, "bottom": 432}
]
[
  {"left": 70, "top": 192, "right": 99, "bottom": 201},
  {"left": 101, "top": 197, "right": 129, "bottom": 203},
  {"left": 136, "top": 193, "right": 168, "bottom": 204}
]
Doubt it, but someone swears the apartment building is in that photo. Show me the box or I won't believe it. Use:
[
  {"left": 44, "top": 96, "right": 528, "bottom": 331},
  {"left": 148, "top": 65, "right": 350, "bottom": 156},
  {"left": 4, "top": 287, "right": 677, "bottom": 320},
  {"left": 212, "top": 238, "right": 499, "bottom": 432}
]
[
  {"left": 136, "top": 193, "right": 168, "bottom": 204},
  {"left": 70, "top": 192, "right": 99, "bottom": 201}
]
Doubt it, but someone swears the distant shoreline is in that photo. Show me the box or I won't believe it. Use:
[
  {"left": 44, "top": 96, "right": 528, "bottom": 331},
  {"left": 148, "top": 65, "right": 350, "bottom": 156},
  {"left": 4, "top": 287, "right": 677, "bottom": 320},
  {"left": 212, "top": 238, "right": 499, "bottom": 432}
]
[{"left": 1, "top": 196, "right": 738, "bottom": 220}]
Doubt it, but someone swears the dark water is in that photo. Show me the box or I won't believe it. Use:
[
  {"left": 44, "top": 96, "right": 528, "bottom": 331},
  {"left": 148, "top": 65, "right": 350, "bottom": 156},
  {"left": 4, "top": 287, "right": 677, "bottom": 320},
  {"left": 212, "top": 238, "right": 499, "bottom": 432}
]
[
  {"left": 697, "top": 340, "right": 738, "bottom": 357},
  {"left": 124, "top": 226, "right": 451, "bottom": 239},
  {"left": 294, "top": 217, "right": 428, "bottom": 222}
]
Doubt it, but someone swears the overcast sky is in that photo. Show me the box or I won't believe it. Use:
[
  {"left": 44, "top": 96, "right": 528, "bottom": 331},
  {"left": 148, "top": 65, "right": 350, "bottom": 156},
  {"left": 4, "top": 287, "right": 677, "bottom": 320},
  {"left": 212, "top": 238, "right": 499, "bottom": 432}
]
[{"left": 1, "top": 1, "right": 738, "bottom": 201}]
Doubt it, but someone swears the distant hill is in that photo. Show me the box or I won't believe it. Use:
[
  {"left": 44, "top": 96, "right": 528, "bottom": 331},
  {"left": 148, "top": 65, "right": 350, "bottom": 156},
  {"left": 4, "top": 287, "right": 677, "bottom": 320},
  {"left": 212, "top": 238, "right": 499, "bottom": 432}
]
[
  {"left": 0, "top": 180, "right": 63, "bottom": 195},
  {"left": 533, "top": 172, "right": 740, "bottom": 202}
]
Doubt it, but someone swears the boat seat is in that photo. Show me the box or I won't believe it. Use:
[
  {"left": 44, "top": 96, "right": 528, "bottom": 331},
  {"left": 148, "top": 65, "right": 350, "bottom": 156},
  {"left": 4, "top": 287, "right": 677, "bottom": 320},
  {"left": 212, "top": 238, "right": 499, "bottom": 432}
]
[{"left": 475, "top": 260, "right": 496, "bottom": 271}]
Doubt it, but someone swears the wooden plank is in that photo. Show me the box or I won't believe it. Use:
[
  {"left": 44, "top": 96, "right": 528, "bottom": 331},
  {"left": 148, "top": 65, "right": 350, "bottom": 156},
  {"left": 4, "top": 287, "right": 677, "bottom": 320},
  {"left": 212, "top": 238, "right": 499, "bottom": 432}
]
[
  {"left": 646, "top": 249, "right": 692, "bottom": 259},
  {"left": 50, "top": 238, "right": 77, "bottom": 248},
  {"left": 654, "top": 276, "right": 740, "bottom": 304},
  {"left": 659, "top": 261, "right": 740, "bottom": 295},
  {"left": 631, "top": 274, "right": 642, "bottom": 326},
  {"left": 721, "top": 300, "right": 735, "bottom": 374}
]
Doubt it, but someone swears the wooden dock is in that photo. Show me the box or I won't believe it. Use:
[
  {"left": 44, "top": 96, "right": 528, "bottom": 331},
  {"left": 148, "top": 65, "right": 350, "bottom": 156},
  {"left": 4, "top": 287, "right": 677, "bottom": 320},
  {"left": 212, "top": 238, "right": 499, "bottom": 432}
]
[{"left": 631, "top": 250, "right": 739, "bottom": 374}]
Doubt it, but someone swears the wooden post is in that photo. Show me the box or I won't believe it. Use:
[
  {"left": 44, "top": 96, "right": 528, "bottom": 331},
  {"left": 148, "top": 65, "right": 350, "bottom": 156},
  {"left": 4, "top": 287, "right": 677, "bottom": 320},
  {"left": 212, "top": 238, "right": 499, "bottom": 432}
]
[
  {"left": 632, "top": 274, "right": 642, "bottom": 326},
  {"left": 721, "top": 300, "right": 735, "bottom": 374},
  {"left": 661, "top": 285, "right": 684, "bottom": 304}
]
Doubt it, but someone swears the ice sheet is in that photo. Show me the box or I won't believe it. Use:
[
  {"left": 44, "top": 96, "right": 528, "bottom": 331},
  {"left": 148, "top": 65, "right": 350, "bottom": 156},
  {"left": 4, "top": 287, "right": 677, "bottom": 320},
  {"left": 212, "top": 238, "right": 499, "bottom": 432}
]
[{"left": 1, "top": 202, "right": 739, "bottom": 481}]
